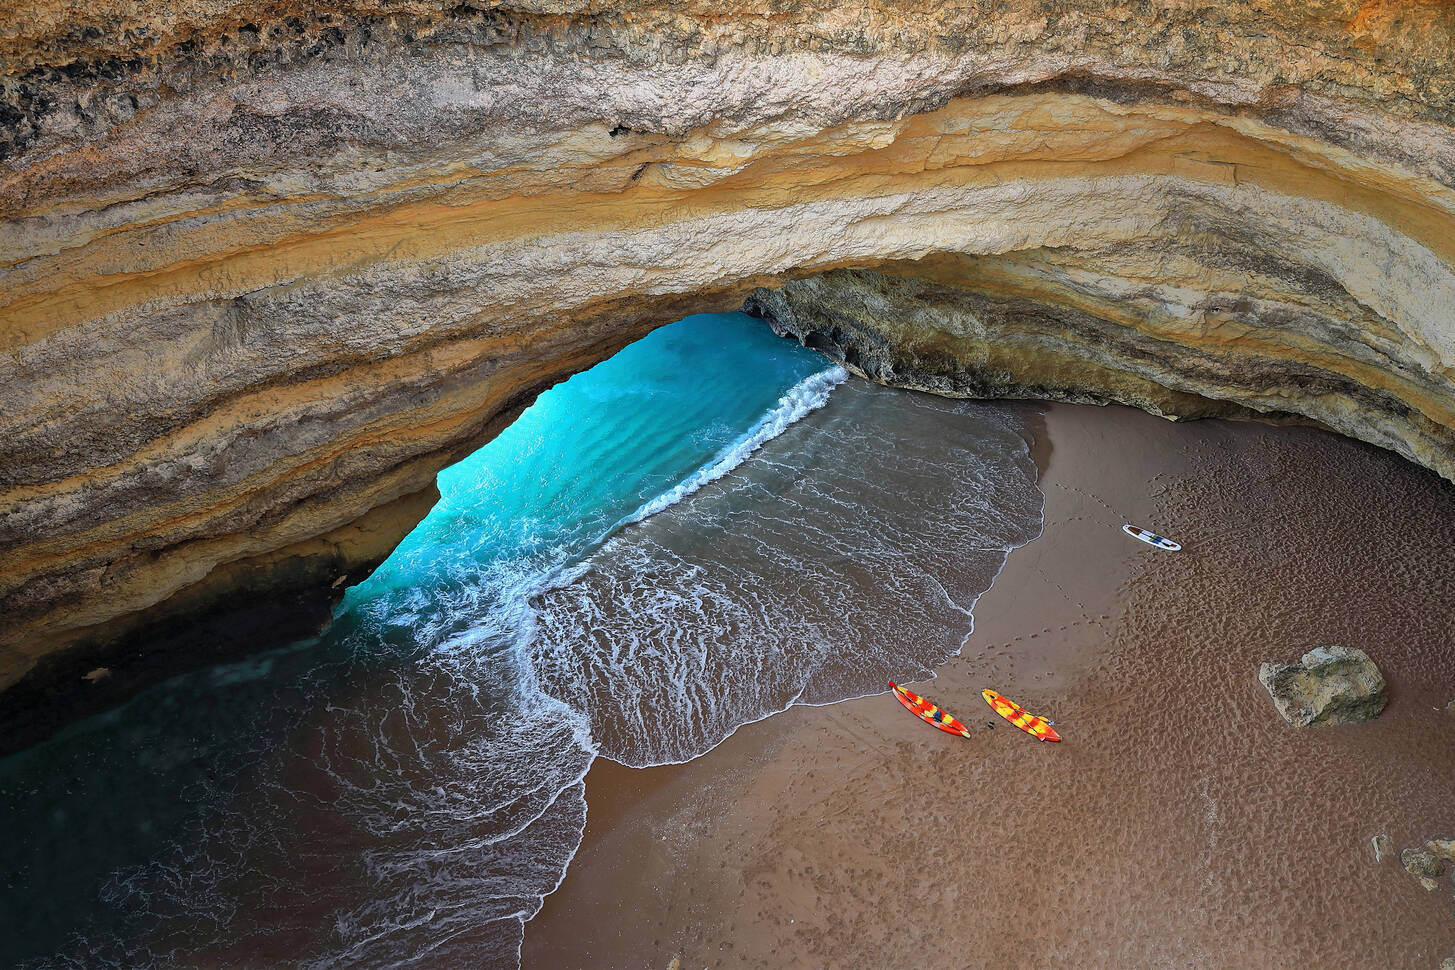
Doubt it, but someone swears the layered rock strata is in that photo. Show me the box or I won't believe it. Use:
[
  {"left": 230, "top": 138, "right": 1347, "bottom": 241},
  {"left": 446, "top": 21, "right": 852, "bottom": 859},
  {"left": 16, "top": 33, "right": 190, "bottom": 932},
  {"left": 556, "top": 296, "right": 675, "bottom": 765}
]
[{"left": 2, "top": 1, "right": 1454, "bottom": 730}]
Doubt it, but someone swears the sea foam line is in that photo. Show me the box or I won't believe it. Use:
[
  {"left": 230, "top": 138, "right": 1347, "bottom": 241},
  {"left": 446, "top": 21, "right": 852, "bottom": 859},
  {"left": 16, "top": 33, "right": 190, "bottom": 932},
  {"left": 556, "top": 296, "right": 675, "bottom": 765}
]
[{"left": 618, "top": 365, "right": 849, "bottom": 529}]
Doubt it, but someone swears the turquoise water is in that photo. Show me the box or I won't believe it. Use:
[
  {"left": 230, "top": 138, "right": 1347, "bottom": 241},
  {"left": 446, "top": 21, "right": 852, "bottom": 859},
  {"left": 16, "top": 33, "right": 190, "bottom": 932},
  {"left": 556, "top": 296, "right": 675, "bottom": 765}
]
[
  {"left": 0, "top": 312, "right": 1043, "bottom": 969},
  {"left": 330, "top": 311, "right": 839, "bottom": 655}
]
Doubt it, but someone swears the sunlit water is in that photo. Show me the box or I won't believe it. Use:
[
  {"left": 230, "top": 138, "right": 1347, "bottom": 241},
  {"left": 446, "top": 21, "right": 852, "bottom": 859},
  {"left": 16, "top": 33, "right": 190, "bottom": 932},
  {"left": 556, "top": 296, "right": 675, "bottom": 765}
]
[{"left": 1, "top": 313, "right": 1043, "bottom": 968}]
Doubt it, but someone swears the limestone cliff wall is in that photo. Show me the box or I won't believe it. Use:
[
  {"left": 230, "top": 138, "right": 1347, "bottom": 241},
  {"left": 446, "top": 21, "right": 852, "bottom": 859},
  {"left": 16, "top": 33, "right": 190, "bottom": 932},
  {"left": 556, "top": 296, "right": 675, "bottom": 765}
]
[{"left": 2, "top": 1, "right": 1453, "bottom": 717}]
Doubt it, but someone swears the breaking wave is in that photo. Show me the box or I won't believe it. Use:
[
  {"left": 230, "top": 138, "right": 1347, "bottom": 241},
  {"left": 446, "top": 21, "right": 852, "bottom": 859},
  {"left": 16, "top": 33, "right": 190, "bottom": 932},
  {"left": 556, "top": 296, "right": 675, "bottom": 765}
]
[{"left": 621, "top": 365, "right": 848, "bottom": 527}]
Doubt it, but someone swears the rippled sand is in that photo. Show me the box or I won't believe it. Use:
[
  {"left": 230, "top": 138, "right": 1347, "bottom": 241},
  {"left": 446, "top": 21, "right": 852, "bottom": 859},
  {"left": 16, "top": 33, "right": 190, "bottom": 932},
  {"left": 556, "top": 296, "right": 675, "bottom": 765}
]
[{"left": 523, "top": 402, "right": 1455, "bottom": 970}]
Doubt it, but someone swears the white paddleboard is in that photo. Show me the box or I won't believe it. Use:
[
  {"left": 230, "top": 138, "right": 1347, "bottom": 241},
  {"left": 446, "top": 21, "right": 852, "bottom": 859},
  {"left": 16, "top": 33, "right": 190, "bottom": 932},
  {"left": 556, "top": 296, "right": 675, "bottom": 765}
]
[{"left": 1122, "top": 524, "right": 1181, "bottom": 551}]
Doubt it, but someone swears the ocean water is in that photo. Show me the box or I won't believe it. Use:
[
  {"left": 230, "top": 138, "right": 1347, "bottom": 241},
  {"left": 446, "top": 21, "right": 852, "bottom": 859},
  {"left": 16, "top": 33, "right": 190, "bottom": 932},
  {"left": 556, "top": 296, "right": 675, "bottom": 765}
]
[
  {"left": 531, "top": 381, "right": 1045, "bottom": 766},
  {"left": 0, "top": 312, "right": 1043, "bottom": 969}
]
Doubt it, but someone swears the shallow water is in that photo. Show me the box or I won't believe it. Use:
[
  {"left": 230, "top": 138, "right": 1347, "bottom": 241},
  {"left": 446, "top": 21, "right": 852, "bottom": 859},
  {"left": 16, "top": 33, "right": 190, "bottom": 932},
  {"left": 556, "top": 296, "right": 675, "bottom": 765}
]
[
  {"left": 531, "top": 382, "right": 1043, "bottom": 766},
  {"left": 0, "top": 313, "right": 1043, "bottom": 968}
]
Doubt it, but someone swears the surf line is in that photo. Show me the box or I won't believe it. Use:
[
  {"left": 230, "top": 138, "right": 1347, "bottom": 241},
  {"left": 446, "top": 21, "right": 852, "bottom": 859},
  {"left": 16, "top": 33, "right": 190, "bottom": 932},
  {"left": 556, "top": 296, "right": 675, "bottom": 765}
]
[
  {"left": 618, "top": 365, "right": 849, "bottom": 529},
  {"left": 514, "top": 364, "right": 848, "bottom": 617}
]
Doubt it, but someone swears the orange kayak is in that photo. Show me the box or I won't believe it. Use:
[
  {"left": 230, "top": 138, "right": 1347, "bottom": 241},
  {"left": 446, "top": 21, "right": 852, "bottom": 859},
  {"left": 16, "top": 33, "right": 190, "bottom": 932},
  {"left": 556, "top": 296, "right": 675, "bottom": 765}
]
[
  {"left": 982, "top": 689, "right": 1060, "bottom": 741},
  {"left": 889, "top": 682, "right": 973, "bottom": 738}
]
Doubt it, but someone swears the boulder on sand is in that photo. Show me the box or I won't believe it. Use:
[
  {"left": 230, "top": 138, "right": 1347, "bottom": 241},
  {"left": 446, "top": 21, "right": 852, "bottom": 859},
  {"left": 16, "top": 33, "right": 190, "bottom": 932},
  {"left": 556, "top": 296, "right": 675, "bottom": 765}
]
[
  {"left": 1401, "top": 847, "right": 1447, "bottom": 879},
  {"left": 1257, "top": 646, "right": 1387, "bottom": 728},
  {"left": 1425, "top": 839, "right": 1455, "bottom": 863}
]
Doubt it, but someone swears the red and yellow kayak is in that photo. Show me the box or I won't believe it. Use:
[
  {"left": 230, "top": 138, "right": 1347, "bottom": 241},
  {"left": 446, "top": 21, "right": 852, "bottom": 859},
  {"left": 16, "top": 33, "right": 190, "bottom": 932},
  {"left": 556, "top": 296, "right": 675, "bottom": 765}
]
[
  {"left": 983, "top": 689, "right": 1061, "bottom": 742},
  {"left": 888, "top": 681, "right": 973, "bottom": 738}
]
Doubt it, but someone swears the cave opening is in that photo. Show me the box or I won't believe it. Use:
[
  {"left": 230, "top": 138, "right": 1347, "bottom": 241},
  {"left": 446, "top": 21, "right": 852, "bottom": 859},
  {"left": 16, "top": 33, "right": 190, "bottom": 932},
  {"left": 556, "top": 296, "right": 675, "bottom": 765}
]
[
  {"left": 0, "top": 309, "right": 833, "bottom": 965},
  {"left": 6, "top": 287, "right": 1455, "bottom": 967},
  {"left": 6, "top": 0, "right": 1455, "bottom": 961},
  {"left": 0, "top": 304, "right": 1057, "bottom": 967}
]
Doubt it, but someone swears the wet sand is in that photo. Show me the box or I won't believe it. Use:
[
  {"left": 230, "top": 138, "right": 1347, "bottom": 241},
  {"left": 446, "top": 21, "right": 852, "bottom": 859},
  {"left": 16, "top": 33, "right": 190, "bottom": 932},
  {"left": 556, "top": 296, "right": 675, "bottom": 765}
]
[{"left": 522, "top": 402, "right": 1455, "bottom": 970}]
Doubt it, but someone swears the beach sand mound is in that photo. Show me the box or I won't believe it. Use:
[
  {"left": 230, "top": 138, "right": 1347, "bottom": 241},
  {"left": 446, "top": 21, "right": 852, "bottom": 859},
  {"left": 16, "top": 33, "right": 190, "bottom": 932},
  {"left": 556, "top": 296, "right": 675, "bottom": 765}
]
[{"left": 1259, "top": 645, "right": 1388, "bottom": 728}]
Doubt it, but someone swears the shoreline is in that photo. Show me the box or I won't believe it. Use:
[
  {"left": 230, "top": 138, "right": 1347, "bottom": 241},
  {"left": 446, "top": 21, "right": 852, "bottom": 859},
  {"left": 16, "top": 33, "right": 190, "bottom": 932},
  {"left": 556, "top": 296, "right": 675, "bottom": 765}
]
[{"left": 522, "top": 401, "right": 1455, "bottom": 970}]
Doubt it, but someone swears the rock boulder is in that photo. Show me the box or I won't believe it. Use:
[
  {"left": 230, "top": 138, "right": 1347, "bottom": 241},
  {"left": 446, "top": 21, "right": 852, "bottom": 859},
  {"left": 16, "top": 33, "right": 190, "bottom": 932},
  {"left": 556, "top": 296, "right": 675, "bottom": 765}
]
[
  {"left": 1258, "top": 646, "right": 1387, "bottom": 728},
  {"left": 1402, "top": 847, "right": 1447, "bottom": 879}
]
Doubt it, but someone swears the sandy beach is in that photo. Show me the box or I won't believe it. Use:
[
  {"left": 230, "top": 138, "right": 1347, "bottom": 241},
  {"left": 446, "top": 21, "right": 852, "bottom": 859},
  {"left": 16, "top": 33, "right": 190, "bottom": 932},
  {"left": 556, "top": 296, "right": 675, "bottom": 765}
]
[{"left": 523, "top": 402, "right": 1455, "bottom": 970}]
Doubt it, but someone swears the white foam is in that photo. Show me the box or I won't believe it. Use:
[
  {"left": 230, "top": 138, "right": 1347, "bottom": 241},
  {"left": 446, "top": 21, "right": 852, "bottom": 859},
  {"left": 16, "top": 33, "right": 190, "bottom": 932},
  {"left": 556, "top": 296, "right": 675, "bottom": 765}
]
[{"left": 617, "top": 366, "right": 847, "bottom": 529}]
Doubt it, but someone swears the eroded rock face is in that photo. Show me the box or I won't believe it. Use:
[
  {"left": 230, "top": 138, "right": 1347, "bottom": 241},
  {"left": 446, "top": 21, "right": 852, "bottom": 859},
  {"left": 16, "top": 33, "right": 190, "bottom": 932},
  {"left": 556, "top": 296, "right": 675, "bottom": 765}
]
[
  {"left": 744, "top": 257, "right": 1451, "bottom": 450},
  {"left": 2, "top": 1, "right": 1454, "bottom": 716},
  {"left": 1258, "top": 646, "right": 1389, "bottom": 728}
]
